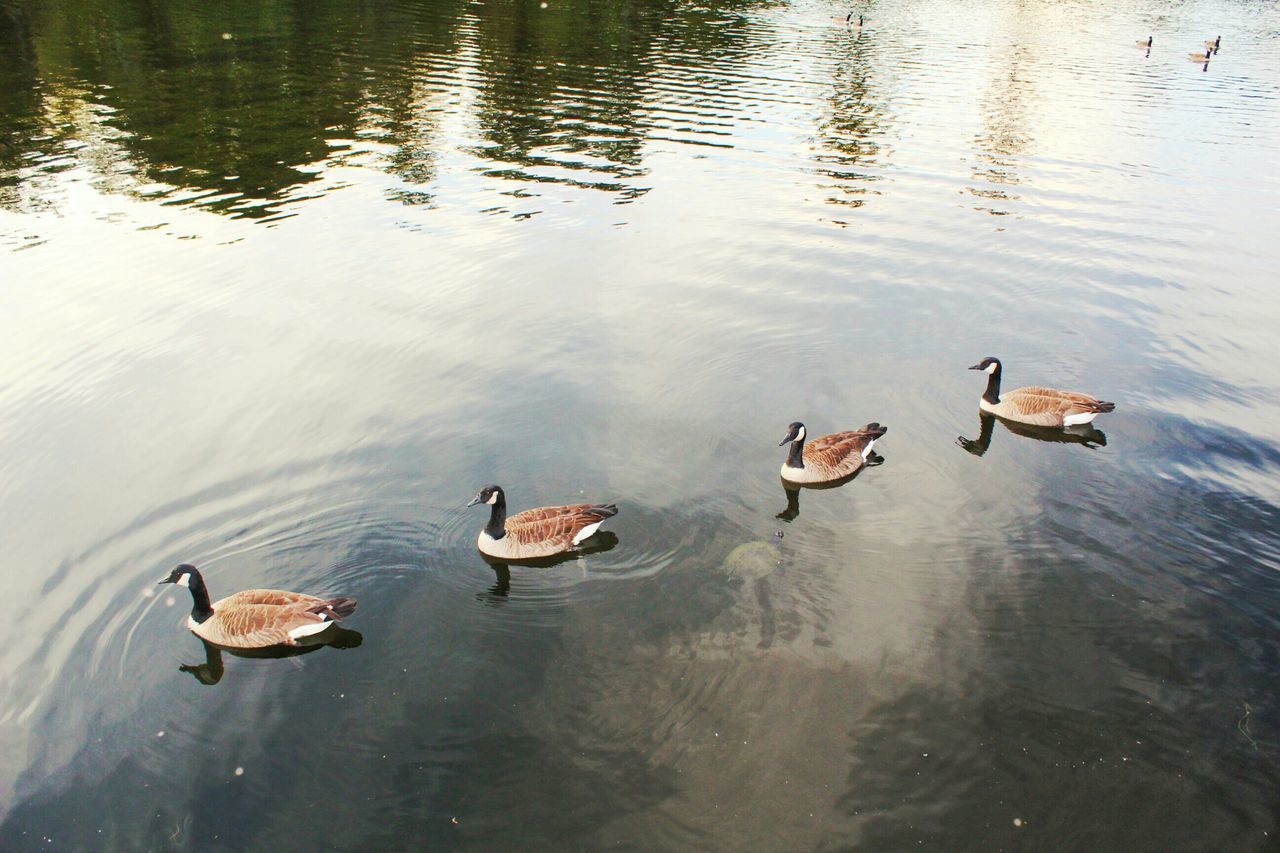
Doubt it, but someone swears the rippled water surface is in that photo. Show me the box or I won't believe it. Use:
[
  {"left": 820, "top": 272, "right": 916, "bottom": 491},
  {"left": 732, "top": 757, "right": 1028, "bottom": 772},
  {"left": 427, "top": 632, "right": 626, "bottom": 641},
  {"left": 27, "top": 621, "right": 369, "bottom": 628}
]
[{"left": 2, "top": 0, "right": 1279, "bottom": 848}]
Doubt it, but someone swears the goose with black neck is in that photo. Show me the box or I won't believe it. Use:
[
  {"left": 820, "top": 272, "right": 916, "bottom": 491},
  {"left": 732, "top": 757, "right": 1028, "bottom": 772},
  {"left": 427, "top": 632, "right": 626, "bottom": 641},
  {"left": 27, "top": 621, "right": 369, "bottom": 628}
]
[
  {"left": 778, "top": 420, "right": 887, "bottom": 484},
  {"left": 467, "top": 485, "right": 618, "bottom": 561},
  {"left": 157, "top": 564, "right": 357, "bottom": 649},
  {"left": 969, "top": 356, "right": 1115, "bottom": 428}
]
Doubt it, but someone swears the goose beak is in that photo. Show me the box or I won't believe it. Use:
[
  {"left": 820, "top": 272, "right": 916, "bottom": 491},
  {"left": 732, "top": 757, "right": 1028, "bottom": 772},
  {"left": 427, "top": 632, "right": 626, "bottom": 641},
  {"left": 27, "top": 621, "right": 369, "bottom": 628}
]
[
  {"left": 466, "top": 495, "right": 481, "bottom": 508},
  {"left": 968, "top": 363, "right": 984, "bottom": 370},
  {"left": 779, "top": 433, "right": 794, "bottom": 446},
  {"left": 157, "top": 578, "right": 172, "bottom": 585}
]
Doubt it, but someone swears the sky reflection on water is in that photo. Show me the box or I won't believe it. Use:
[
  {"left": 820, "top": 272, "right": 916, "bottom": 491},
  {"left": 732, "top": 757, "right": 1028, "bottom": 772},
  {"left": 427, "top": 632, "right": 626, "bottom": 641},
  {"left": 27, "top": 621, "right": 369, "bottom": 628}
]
[{"left": 2, "top": 0, "right": 1279, "bottom": 848}]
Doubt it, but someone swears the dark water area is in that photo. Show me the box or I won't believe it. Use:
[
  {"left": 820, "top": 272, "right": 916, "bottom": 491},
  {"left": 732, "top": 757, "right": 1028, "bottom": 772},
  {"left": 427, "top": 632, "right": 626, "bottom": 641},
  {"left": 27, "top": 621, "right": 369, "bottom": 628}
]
[{"left": 2, "top": 0, "right": 1279, "bottom": 848}]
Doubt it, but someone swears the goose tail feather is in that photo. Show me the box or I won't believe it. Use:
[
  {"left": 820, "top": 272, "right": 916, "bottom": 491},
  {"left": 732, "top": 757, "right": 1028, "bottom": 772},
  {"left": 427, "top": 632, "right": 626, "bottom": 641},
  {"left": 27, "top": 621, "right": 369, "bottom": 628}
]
[
  {"left": 310, "top": 597, "right": 358, "bottom": 621},
  {"left": 589, "top": 503, "right": 619, "bottom": 519}
]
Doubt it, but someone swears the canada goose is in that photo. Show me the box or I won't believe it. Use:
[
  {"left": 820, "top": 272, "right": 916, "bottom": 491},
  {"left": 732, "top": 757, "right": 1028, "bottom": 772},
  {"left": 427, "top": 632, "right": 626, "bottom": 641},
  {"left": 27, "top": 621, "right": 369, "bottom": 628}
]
[
  {"left": 832, "top": 12, "right": 863, "bottom": 27},
  {"left": 1135, "top": 36, "right": 1152, "bottom": 48},
  {"left": 157, "top": 564, "right": 357, "bottom": 649},
  {"left": 779, "top": 421, "right": 887, "bottom": 483},
  {"left": 968, "top": 357, "right": 1115, "bottom": 427},
  {"left": 1188, "top": 47, "right": 1214, "bottom": 62},
  {"left": 467, "top": 485, "right": 617, "bottom": 560},
  {"left": 1205, "top": 36, "right": 1220, "bottom": 52}
]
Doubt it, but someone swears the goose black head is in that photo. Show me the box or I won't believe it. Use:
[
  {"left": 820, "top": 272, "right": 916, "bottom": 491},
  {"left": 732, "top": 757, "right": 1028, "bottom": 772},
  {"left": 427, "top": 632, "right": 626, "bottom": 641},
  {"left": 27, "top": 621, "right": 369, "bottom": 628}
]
[
  {"left": 969, "top": 356, "right": 1002, "bottom": 375},
  {"left": 779, "top": 422, "right": 806, "bottom": 446},
  {"left": 158, "top": 563, "right": 199, "bottom": 587},
  {"left": 467, "top": 485, "right": 505, "bottom": 508}
]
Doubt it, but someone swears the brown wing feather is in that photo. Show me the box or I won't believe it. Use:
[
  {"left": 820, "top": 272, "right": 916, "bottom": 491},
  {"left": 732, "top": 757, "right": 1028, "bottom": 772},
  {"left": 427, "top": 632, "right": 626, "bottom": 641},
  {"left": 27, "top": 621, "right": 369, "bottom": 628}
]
[
  {"left": 803, "top": 430, "right": 877, "bottom": 477},
  {"left": 1003, "top": 386, "right": 1110, "bottom": 426},
  {"left": 219, "top": 588, "right": 327, "bottom": 608},
  {"left": 506, "top": 504, "right": 612, "bottom": 551},
  {"left": 195, "top": 590, "right": 334, "bottom": 648}
]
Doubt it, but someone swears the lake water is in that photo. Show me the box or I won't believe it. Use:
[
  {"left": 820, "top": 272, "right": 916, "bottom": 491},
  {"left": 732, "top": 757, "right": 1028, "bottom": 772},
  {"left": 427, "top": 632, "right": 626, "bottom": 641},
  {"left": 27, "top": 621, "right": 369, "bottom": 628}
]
[{"left": 2, "top": 0, "right": 1279, "bottom": 848}]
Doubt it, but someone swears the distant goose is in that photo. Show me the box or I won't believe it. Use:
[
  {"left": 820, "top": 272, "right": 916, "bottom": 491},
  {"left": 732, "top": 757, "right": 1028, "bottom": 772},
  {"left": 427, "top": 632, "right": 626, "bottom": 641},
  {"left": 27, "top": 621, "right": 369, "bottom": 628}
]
[
  {"left": 1135, "top": 36, "right": 1152, "bottom": 48},
  {"left": 968, "top": 357, "right": 1115, "bottom": 427},
  {"left": 467, "top": 485, "right": 617, "bottom": 560},
  {"left": 1188, "top": 47, "right": 1214, "bottom": 61},
  {"left": 1205, "top": 36, "right": 1220, "bottom": 52},
  {"left": 158, "top": 564, "right": 356, "bottom": 649},
  {"left": 832, "top": 12, "right": 863, "bottom": 27},
  {"left": 779, "top": 421, "right": 887, "bottom": 483}
]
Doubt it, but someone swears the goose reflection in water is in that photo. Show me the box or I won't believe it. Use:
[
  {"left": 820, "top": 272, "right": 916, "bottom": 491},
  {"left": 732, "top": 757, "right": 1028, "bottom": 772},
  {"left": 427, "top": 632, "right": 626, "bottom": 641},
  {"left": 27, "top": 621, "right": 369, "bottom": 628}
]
[
  {"left": 777, "top": 452, "right": 884, "bottom": 521},
  {"left": 474, "top": 532, "right": 619, "bottom": 603},
  {"left": 956, "top": 411, "right": 1107, "bottom": 458},
  {"left": 180, "top": 627, "right": 363, "bottom": 685}
]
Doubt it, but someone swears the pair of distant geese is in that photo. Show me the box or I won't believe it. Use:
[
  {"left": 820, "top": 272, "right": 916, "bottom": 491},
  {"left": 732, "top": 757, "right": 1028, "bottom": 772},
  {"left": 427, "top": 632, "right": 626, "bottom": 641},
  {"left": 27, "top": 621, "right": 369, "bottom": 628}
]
[
  {"left": 832, "top": 11, "right": 1222, "bottom": 65},
  {"left": 1137, "top": 34, "right": 1222, "bottom": 63},
  {"left": 158, "top": 356, "right": 1115, "bottom": 652}
]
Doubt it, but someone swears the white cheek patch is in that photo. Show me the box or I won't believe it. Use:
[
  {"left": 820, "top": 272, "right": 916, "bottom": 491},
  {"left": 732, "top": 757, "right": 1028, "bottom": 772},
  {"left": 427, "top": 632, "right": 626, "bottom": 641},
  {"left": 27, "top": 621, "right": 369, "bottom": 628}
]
[
  {"left": 795, "top": 426, "right": 806, "bottom": 441},
  {"left": 985, "top": 363, "right": 998, "bottom": 375},
  {"left": 486, "top": 492, "right": 499, "bottom": 505},
  {"left": 177, "top": 574, "right": 191, "bottom": 588}
]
